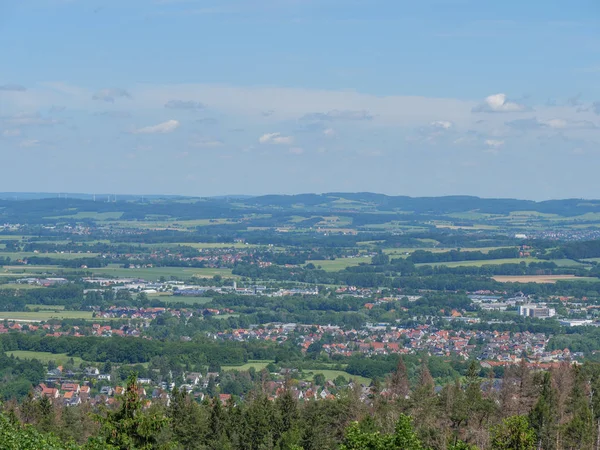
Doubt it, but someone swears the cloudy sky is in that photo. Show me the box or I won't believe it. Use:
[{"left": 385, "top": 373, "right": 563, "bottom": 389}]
[{"left": 1, "top": 0, "right": 600, "bottom": 199}]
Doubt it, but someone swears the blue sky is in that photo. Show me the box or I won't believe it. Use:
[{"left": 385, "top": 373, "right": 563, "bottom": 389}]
[{"left": 1, "top": 0, "right": 600, "bottom": 199}]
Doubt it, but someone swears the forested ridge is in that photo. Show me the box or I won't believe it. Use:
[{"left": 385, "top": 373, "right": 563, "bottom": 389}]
[{"left": 2, "top": 360, "right": 600, "bottom": 449}]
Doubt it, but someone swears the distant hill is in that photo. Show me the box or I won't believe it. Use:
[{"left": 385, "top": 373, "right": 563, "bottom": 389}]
[
  {"left": 240, "top": 193, "right": 600, "bottom": 216},
  {"left": 0, "top": 192, "right": 598, "bottom": 224}
]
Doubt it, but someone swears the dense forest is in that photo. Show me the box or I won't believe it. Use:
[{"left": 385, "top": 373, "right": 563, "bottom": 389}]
[{"left": 3, "top": 360, "right": 600, "bottom": 449}]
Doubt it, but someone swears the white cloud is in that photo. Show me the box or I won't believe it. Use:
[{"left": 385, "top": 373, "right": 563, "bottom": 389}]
[
  {"left": 165, "top": 99, "right": 205, "bottom": 110},
  {"left": 430, "top": 120, "right": 453, "bottom": 129},
  {"left": 259, "top": 132, "right": 294, "bottom": 145},
  {"left": 289, "top": 147, "right": 304, "bottom": 155},
  {"left": 485, "top": 139, "right": 505, "bottom": 149},
  {"left": 19, "top": 139, "right": 40, "bottom": 148},
  {"left": 92, "top": 88, "right": 131, "bottom": 102},
  {"left": 2, "top": 129, "right": 21, "bottom": 137},
  {"left": 132, "top": 119, "right": 180, "bottom": 134},
  {"left": 473, "top": 93, "right": 530, "bottom": 113},
  {"left": 323, "top": 128, "right": 336, "bottom": 137}
]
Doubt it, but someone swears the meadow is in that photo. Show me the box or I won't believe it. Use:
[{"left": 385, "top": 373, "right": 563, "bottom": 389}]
[
  {"left": 492, "top": 275, "right": 597, "bottom": 284},
  {"left": 0, "top": 311, "right": 94, "bottom": 321},
  {"left": 306, "top": 256, "right": 372, "bottom": 272},
  {"left": 222, "top": 360, "right": 273, "bottom": 372},
  {"left": 6, "top": 350, "right": 87, "bottom": 366},
  {"left": 302, "top": 369, "right": 371, "bottom": 386}
]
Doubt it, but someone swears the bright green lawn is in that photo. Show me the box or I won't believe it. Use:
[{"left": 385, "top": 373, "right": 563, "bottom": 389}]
[
  {"left": 0, "top": 284, "right": 44, "bottom": 290},
  {"left": 416, "top": 258, "right": 540, "bottom": 268},
  {"left": 6, "top": 350, "right": 86, "bottom": 366},
  {"left": 0, "top": 252, "right": 100, "bottom": 260},
  {"left": 46, "top": 211, "right": 124, "bottom": 221},
  {"left": 0, "top": 311, "right": 94, "bottom": 321},
  {"left": 303, "top": 369, "right": 371, "bottom": 385},
  {"left": 222, "top": 360, "right": 273, "bottom": 371},
  {"left": 306, "top": 257, "right": 372, "bottom": 272},
  {"left": 153, "top": 295, "right": 213, "bottom": 305}
]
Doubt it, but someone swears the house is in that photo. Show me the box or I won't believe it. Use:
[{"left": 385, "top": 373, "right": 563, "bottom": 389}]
[
  {"left": 61, "top": 383, "right": 80, "bottom": 394},
  {"left": 63, "top": 391, "right": 81, "bottom": 406},
  {"left": 219, "top": 394, "right": 232, "bottom": 405},
  {"left": 98, "top": 374, "right": 111, "bottom": 381},
  {"left": 185, "top": 373, "right": 202, "bottom": 385},
  {"left": 100, "top": 386, "right": 114, "bottom": 396},
  {"left": 85, "top": 367, "right": 100, "bottom": 377},
  {"left": 38, "top": 384, "right": 60, "bottom": 399}
]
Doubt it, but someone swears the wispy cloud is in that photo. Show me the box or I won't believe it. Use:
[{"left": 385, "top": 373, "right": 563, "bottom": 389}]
[
  {"left": 94, "top": 111, "right": 132, "bottom": 119},
  {"left": 132, "top": 119, "right": 180, "bottom": 134},
  {"left": 472, "top": 93, "right": 530, "bottom": 113},
  {"left": 300, "top": 109, "right": 373, "bottom": 121},
  {"left": 4, "top": 112, "right": 61, "bottom": 127},
  {"left": 19, "top": 139, "right": 41, "bottom": 148},
  {"left": 92, "top": 87, "right": 131, "bottom": 103},
  {"left": 0, "top": 84, "right": 26, "bottom": 92},
  {"left": 506, "top": 117, "right": 597, "bottom": 130},
  {"left": 189, "top": 138, "right": 224, "bottom": 148},
  {"left": 485, "top": 139, "right": 505, "bottom": 149},
  {"left": 165, "top": 99, "right": 205, "bottom": 110},
  {"left": 259, "top": 132, "right": 294, "bottom": 144},
  {"left": 2, "top": 129, "right": 21, "bottom": 137}
]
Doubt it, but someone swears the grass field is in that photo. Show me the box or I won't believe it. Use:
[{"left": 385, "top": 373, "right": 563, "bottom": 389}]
[
  {"left": 6, "top": 350, "right": 87, "bottom": 366},
  {"left": 89, "top": 265, "right": 235, "bottom": 280},
  {"left": 0, "top": 264, "right": 237, "bottom": 281},
  {"left": 302, "top": 369, "right": 371, "bottom": 385},
  {"left": 0, "top": 284, "right": 44, "bottom": 290},
  {"left": 306, "top": 257, "right": 372, "bottom": 272},
  {"left": 383, "top": 246, "right": 513, "bottom": 256},
  {"left": 46, "top": 211, "right": 124, "bottom": 221},
  {"left": 26, "top": 304, "right": 65, "bottom": 311},
  {"left": 416, "top": 258, "right": 539, "bottom": 268},
  {"left": 0, "top": 252, "right": 101, "bottom": 260},
  {"left": 0, "top": 311, "right": 94, "bottom": 321},
  {"left": 222, "top": 360, "right": 273, "bottom": 371},
  {"left": 492, "top": 275, "right": 597, "bottom": 284},
  {"left": 153, "top": 295, "right": 213, "bottom": 305}
]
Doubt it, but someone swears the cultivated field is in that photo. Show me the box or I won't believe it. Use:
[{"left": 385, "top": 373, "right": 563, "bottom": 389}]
[{"left": 492, "top": 275, "right": 596, "bottom": 284}]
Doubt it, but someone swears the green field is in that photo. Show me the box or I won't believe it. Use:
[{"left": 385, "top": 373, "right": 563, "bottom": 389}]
[
  {"left": 0, "top": 311, "right": 94, "bottom": 321},
  {"left": 222, "top": 360, "right": 273, "bottom": 371},
  {"left": 26, "top": 304, "right": 65, "bottom": 311},
  {"left": 153, "top": 295, "right": 213, "bottom": 305},
  {"left": 6, "top": 350, "right": 87, "bottom": 366},
  {"left": 306, "top": 257, "right": 372, "bottom": 272},
  {"left": 46, "top": 211, "right": 124, "bottom": 221},
  {"left": 303, "top": 369, "right": 371, "bottom": 386},
  {"left": 88, "top": 265, "right": 235, "bottom": 280},
  {"left": 0, "top": 284, "right": 44, "bottom": 290},
  {"left": 0, "top": 264, "right": 237, "bottom": 281},
  {"left": 0, "top": 252, "right": 101, "bottom": 260},
  {"left": 415, "top": 257, "right": 541, "bottom": 268}
]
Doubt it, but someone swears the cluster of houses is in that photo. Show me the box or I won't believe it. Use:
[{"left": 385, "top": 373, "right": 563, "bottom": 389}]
[{"left": 213, "top": 322, "right": 581, "bottom": 366}]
